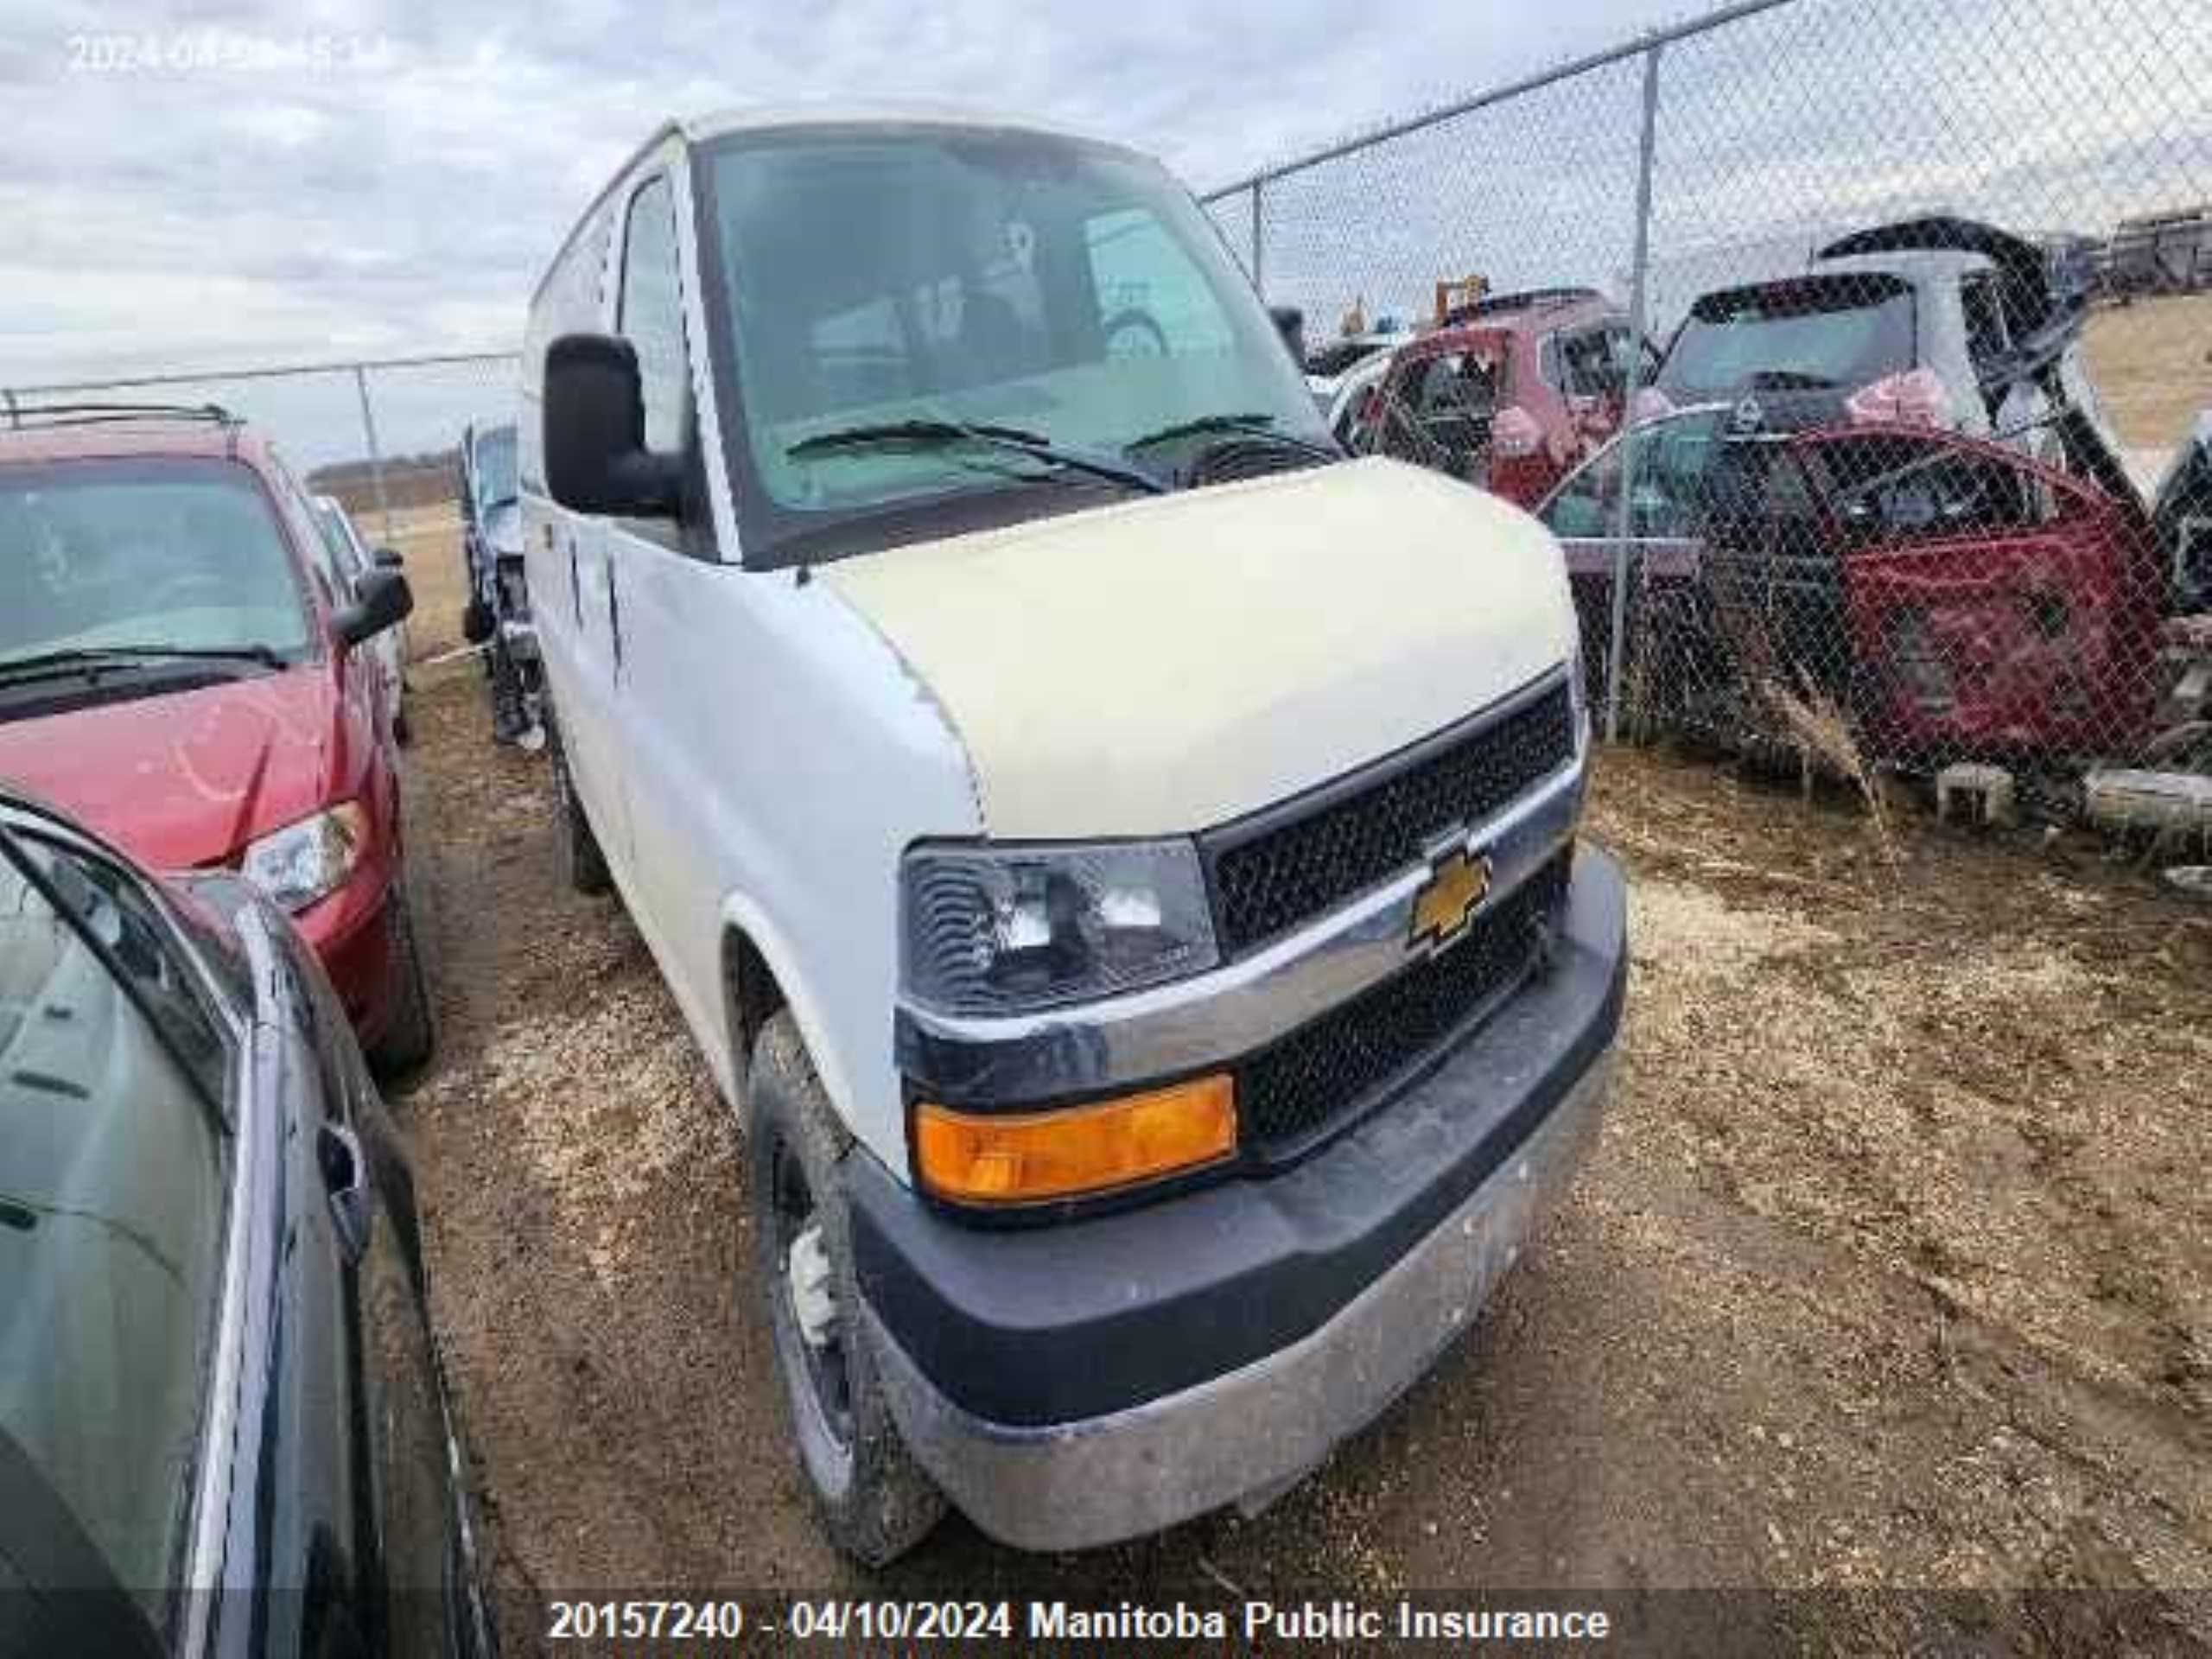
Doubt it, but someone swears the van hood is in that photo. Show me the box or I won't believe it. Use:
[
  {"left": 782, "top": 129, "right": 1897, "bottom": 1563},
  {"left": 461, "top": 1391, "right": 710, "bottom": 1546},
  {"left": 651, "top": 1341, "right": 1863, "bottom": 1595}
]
[
  {"left": 0, "top": 668, "right": 340, "bottom": 871},
  {"left": 822, "top": 457, "right": 1578, "bottom": 838}
]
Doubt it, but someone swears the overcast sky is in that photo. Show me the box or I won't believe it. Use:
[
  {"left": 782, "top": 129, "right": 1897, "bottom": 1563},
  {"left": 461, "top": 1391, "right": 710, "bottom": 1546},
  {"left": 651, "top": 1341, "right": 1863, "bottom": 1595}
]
[{"left": 0, "top": 0, "right": 1707, "bottom": 384}]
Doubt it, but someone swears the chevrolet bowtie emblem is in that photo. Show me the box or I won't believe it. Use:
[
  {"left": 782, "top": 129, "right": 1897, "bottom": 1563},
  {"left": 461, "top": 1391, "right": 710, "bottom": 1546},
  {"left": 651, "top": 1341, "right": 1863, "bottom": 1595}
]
[{"left": 1409, "top": 844, "right": 1493, "bottom": 952}]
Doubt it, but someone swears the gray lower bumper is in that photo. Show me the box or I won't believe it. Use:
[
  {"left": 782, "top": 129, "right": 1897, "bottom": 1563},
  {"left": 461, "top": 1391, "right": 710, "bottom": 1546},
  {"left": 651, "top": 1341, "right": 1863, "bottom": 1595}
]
[{"left": 865, "top": 1049, "right": 1612, "bottom": 1553}]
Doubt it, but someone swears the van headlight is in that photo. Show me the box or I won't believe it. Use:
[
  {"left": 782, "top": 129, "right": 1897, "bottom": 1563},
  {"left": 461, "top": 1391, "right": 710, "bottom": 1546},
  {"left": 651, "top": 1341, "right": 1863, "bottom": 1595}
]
[
  {"left": 241, "top": 803, "right": 367, "bottom": 912},
  {"left": 902, "top": 839, "right": 1218, "bottom": 1015}
]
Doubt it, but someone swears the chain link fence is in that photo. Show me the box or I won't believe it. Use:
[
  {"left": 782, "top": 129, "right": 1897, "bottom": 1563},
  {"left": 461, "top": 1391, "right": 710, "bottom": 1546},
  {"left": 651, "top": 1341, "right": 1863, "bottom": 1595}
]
[
  {"left": 1207, "top": 0, "right": 2212, "bottom": 850},
  {"left": 7, "top": 2, "right": 2210, "bottom": 849}
]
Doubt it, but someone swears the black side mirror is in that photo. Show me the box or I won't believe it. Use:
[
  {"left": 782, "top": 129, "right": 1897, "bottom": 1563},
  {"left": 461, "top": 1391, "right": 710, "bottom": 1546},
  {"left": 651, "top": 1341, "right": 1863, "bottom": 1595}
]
[
  {"left": 1269, "top": 305, "right": 1306, "bottom": 368},
  {"left": 544, "top": 333, "right": 681, "bottom": 518},
  {"left": 372, "top": 545, "right": 404, "bottom": 570},
  {"left": 335, "top": 568, "right": 413, "bottom": 648}
]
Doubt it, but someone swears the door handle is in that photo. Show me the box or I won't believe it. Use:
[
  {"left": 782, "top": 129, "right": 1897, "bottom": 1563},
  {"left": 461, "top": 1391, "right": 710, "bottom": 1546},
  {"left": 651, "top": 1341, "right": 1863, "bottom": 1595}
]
[{"left": 317, "top": 1121, "right": 372, "bottom": 1265}]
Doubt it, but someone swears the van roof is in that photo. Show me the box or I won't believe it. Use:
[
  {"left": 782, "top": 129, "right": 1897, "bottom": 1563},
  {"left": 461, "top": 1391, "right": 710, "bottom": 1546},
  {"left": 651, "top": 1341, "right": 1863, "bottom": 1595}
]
[
  {"left": 532, "top": 103, "right": 1153, "bottom": 311},
  {"left": 681, "top": 100, "right": 1130, "bottom": 155}
]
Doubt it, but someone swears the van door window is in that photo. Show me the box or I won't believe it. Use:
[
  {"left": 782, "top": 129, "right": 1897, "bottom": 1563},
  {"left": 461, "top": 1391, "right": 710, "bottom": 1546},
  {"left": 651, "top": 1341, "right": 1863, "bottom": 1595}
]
[{"left": 618, "top": 175, "right": 689, "bottom": 455}]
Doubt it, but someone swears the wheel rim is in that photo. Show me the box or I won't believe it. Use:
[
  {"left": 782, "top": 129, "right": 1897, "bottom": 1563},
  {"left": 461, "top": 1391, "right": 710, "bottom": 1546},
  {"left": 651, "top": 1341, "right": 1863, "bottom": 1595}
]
[{"left": 769, "top": 1135, "right": 855, "bottom": 1455}]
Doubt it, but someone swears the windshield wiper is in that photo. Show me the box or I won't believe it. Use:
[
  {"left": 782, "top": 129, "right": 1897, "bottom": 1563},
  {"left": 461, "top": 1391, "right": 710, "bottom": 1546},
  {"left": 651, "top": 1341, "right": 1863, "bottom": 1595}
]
[
  {"left": 0, "top": 644, "right": 286, "bottom": 687},
  {"left": 1124, "top": 412, "right": 1339, "bottom": 461},
  {"left": 787, "top": 419, "right": 1167, "bottom": 496}
]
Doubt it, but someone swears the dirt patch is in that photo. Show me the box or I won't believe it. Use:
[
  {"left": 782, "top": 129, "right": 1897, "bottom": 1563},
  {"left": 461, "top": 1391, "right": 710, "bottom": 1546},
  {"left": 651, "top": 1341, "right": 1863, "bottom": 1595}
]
[
  {"left": 2085, "top": 292, "right": 2212, "bottom": 455},
  {"left": 392, "top": 681, "right": 2212, "bottom": 1651},
  {"left": 379, "top": 499, "right": 469, "bottom": 663}
]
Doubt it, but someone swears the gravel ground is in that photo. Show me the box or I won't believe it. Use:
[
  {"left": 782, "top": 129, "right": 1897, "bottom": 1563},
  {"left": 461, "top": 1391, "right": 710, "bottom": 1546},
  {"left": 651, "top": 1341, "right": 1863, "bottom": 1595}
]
[{"left": 391, "top": 666, "right": 2210, "bottom": 1654}]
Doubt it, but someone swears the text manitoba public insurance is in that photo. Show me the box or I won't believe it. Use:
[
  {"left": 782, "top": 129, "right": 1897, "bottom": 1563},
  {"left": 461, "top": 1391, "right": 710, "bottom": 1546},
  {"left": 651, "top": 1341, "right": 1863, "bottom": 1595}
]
[{"left": 1032, "top": 1601, "right": 1614, "bottom": 1642}]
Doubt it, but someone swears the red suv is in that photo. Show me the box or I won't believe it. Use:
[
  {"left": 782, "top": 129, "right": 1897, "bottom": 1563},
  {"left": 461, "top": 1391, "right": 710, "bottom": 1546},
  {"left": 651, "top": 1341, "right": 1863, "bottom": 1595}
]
[
  {"left": 0, "top": 405, "right": 434, "bottom": 1071},
  {"left": 1351, "top": 289, "right": 1656, "bottom": 507}
]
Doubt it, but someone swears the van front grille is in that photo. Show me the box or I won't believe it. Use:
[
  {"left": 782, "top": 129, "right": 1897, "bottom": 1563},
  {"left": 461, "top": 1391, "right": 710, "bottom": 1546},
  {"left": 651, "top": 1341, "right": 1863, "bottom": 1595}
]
[
  {"left": 1205, "top": 678, "right": 1575, "bottom": 956},
  {"left": 1236, "top": 852, "right": 1570, "bottom": 1160}
]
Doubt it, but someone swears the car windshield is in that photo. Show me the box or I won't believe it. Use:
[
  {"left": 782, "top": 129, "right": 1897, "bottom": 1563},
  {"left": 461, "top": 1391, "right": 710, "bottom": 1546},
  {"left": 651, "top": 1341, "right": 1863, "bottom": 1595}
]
[
  {"left": 473, "top": 427, "right": 518, "bottom": 511},
  {"left": 1658, "top": 275, "right": 1916, "bottom": 402},
  {"left": 698, "top": 124, "right": 1331, "bottom": 563},
  {"left": 0, "top": 834, "right": 227, "bottom": 1620},
  {"left": 0, "top": 460, "right": 313, "bottom": 670}
]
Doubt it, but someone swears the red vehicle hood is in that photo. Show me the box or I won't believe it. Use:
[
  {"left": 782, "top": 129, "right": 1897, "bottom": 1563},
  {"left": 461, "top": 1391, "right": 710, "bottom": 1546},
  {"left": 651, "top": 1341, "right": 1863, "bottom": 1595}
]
[{"left": 0, "top": 667, "right": 341, "bottom": 871}]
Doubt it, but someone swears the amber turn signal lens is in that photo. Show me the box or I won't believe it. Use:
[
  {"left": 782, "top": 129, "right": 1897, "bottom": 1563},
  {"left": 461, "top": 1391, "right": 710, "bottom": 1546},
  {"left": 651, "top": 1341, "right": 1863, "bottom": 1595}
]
[{"left": 913, "top": 1076, "right": 1237, "bottom": 1205}]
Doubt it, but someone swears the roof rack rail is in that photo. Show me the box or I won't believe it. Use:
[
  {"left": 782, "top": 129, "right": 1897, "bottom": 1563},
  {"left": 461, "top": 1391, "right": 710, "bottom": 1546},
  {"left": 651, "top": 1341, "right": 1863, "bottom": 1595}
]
[
  {"left": 1441, "top": 286, "right": 1605, "bottom": 326},
  {"left": 3, "top": 400, "right": 239, "bottom": 432}
]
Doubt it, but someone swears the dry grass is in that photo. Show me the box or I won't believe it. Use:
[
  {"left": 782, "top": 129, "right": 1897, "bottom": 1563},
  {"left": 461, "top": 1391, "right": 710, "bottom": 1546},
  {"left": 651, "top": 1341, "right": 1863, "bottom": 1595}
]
[
  {"left": 396, "top": 677, "right": 2212, "bottom": 1634},
  {"left": 364, "top": 499, "right": 469, "bottom": 664},
  {"left": 1760, "top": 677, "right": 1899, "bottom": 861}
]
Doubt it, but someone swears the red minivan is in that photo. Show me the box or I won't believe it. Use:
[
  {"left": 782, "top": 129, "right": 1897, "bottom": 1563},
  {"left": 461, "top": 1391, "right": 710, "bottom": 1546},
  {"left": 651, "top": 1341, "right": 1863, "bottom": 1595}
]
[{"left": 0, "top": 406, "right": 434, "bottom": 1070}]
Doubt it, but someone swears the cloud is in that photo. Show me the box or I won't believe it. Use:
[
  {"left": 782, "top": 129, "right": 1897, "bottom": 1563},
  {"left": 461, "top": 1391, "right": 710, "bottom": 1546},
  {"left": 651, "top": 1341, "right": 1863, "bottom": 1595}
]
[{"left": 1, "top": 0, "right": 1698, "bottom": 385}]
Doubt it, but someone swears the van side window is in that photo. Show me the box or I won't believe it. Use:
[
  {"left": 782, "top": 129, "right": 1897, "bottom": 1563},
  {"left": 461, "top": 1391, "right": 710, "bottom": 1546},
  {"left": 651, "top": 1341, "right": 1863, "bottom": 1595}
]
[
  {"left": 619, "top": 175, "right": 689, "bottom": 455},
  {"left": 1084, "top": 209, "right": 1235, "bottom": 359}
]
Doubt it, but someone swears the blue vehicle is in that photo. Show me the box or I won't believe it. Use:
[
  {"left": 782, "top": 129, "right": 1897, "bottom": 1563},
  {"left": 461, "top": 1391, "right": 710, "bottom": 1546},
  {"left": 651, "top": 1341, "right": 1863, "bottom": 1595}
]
[{"left": 458, "top": 420, "right": 539, "bottom": 746}]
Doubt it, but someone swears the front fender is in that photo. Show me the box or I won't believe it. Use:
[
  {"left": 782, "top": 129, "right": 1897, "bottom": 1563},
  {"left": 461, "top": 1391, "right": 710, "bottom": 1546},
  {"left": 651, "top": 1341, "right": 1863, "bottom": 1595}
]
[{"left": 715, "top": 888, "right": 860, "bottom": 1139}]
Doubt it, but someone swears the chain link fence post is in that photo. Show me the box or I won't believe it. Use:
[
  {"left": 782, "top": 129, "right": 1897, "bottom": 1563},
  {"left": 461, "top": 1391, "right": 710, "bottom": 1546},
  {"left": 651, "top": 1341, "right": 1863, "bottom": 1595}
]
[
  {"left": 351, "top": 362, "right": 396, "bottom": 544},
  {"left": 1605, "top": 40, "right": 1664, "bottom": 745}
]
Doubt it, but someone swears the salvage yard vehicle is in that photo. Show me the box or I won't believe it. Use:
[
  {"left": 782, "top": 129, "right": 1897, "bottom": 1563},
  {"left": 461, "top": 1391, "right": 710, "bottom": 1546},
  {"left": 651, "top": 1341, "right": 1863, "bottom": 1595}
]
[
  {"left": 0, "top": 787, "right": 493, "bottom": 1656},
  {"left": 1352, "top": 289, "right": 1653, "bottom": 506},
  {"left": 1302, "top": 320, "right": 1412, "bottom": 411},
  {"left": 1653, "top": 216, "right": 2133, "bottom": 499},
  {"left": 457, "top": 420, "right": 541, "bottom": 745},
  {"left": 524, "top": 105, "right": 1623, "bottom": 1563},
  {"left": 312, "top": 491, "right": 412, "bottom": 743},
  {"left": 1540, "top": 403, "right": 2209, "bottom": 776},
  {"left": 2156, "top": 414, "right": 2212, "bottom": 611},
  {"left": 0, "top": 406, "right": 435, "bottom": 1073}
]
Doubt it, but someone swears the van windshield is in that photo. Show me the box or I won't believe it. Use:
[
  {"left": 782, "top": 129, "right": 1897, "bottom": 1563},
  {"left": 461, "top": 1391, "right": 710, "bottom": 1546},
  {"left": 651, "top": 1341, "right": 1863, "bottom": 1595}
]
[{"left": 697, "top": 124, "right": 1332, "bottom": 564}]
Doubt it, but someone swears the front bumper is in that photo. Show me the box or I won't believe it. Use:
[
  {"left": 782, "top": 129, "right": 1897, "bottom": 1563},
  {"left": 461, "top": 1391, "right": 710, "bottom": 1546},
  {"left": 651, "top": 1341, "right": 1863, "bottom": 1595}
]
[{"left": 850, "top": 846, "right": 1626, "bottom": 1551}]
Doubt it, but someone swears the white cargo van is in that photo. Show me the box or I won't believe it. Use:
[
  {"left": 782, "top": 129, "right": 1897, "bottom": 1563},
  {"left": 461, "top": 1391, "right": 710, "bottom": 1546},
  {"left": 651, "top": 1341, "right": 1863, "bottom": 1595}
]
[{"left": 522, "top": 105, "right": 1625, "bottom": 1563}]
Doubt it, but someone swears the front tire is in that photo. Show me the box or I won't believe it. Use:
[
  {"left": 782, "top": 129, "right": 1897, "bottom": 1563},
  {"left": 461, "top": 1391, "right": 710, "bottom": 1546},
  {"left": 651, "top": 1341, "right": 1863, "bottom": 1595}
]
[{"left": 745, "top": 1012, "right": 945, "bottom": 1566}]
